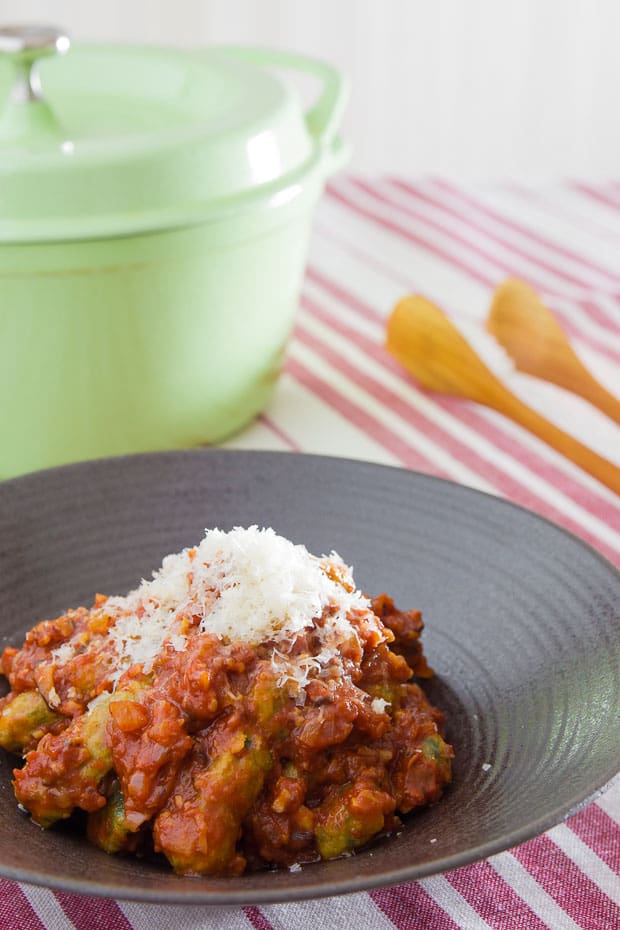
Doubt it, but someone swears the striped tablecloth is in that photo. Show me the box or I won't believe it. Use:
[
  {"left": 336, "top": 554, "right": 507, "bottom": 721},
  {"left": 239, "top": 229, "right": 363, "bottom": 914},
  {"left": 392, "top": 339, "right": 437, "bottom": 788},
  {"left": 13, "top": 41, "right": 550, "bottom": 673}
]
[{"left": 3, "top": 177, "right": 619, "bottom": 930}]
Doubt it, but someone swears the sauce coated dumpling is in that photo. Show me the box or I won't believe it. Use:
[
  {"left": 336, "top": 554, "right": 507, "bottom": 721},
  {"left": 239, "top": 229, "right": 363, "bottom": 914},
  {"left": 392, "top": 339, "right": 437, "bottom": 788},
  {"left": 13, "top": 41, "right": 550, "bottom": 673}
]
[{"left": 0, "top": 526, "right": 453, "bottom": 875}]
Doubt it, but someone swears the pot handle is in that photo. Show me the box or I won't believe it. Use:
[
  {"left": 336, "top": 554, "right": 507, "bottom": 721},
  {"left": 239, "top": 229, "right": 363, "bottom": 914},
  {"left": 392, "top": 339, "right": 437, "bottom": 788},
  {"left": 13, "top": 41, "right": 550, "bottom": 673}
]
[
  {"left": 0, "top": 25, "right": 70, "bottom": 141},
  {"left": 224, "top": 47, "right": 350, "bottom": 176}
]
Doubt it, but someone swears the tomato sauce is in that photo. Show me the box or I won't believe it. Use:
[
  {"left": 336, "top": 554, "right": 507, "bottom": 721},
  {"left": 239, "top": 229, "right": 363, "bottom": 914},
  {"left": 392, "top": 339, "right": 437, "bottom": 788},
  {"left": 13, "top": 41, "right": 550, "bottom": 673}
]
[{"left": 0, "top": 592, "right": 453, "bottom": 875}]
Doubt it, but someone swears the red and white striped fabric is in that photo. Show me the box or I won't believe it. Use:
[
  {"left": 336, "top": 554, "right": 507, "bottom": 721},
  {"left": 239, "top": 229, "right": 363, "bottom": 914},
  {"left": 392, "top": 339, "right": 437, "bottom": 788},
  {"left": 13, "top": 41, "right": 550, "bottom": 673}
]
[{"left": 3, "top": 178, "right": 619, "bottom": 929}]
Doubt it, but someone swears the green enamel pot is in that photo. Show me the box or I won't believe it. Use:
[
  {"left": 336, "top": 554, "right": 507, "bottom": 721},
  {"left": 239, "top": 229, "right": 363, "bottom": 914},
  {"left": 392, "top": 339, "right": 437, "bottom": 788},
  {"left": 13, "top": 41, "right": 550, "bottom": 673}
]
[{"left": 0, "top": 26, "right": 348, "bottom": 478}]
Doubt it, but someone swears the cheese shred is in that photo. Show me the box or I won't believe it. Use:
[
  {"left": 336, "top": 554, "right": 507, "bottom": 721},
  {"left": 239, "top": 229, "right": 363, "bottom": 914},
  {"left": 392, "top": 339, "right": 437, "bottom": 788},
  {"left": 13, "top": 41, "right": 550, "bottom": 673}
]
[{"left": 51, "top": 526, "right": 387, "bottom": 699}]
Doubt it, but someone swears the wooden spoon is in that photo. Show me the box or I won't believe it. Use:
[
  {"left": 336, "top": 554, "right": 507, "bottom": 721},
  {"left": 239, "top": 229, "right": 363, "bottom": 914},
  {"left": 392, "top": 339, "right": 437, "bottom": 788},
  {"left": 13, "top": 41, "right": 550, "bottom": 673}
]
[
  {"left": 386, "top": 295, "right": 620, "bottom": 495},
  {"left": 487, "top": 278, "right": 620, "bottom": 425}
]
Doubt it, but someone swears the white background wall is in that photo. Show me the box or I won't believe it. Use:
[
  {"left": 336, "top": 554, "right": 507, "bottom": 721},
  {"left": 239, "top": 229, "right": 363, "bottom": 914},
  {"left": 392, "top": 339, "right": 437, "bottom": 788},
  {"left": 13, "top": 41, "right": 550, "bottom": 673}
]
[{"left": 1, "top": 0, "right": 619, "bottom": 178}]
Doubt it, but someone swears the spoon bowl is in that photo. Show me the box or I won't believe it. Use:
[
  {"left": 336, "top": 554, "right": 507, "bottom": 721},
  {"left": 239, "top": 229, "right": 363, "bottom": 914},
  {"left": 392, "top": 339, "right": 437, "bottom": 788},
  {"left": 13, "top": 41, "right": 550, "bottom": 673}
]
[{"left": 487, "top": 278, "right": 620, "bottom": 425}]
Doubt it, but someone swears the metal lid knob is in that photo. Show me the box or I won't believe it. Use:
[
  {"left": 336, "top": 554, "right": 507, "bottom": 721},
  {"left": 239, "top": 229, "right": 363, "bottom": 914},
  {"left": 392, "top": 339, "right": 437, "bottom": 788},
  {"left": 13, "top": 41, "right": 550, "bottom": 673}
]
[{"left": 0, "top": 24, "right": 69, "bottom": 103}]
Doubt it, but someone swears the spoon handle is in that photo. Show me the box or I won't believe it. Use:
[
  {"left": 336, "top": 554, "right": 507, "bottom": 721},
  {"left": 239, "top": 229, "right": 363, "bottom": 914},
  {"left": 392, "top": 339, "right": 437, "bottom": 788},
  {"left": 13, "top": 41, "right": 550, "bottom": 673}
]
[
  {"left": 572, "top": 368, "right": 620, "bottom": 426},
  {"left": 491, "top": 385, "right": 620, "bottom": 495}
]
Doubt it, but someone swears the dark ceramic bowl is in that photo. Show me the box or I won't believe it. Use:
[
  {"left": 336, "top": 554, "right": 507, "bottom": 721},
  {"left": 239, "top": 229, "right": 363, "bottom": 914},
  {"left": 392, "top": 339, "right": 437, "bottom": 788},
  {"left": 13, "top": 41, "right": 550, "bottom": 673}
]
[{"left": 0, "top": 450, "right": 617, "bottom": 904}]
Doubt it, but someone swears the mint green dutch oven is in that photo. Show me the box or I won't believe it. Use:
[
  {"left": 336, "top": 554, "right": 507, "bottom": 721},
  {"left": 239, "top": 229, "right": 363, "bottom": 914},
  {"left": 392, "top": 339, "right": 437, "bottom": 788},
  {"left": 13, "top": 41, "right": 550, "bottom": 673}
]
[{"left": 0, "top": 26, "right": 348, "bottom": 478}]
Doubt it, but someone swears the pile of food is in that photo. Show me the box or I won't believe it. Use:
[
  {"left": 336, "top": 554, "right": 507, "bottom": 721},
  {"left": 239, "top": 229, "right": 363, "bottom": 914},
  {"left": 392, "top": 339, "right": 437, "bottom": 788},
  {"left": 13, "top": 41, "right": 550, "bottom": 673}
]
[{"left": 0, "top": 526, "right": 453, "bottom": 876}]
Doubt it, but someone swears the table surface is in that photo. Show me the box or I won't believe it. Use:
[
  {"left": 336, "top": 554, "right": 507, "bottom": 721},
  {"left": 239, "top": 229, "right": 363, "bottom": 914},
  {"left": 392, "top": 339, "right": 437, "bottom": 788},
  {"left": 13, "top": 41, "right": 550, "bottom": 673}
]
[{"left": 3, "top": 177, "right": 619, "bottom": 930}]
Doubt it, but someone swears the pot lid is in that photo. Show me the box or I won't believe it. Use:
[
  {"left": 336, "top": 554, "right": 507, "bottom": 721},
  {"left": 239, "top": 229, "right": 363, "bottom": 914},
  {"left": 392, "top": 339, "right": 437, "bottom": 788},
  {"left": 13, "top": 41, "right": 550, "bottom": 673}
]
[{"left": 0, "top": 25, "right": 348, "bottom": 241}]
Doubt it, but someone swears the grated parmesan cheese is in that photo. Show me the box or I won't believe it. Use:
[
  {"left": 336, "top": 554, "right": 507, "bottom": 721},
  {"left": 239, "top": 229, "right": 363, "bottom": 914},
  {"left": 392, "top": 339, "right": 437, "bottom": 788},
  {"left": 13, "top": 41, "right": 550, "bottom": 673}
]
[
  {"left": 370, "top": 697, "right": 391, "bottom": 714},
  {"left": 46, "top": 686, "right": 61, "bottom": 709},
  {"left": 49, "top": 527, "right": 387, "bottom": 703},
  {"left": 51, "top": 643, "right": 74, "bottom": 665}
]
